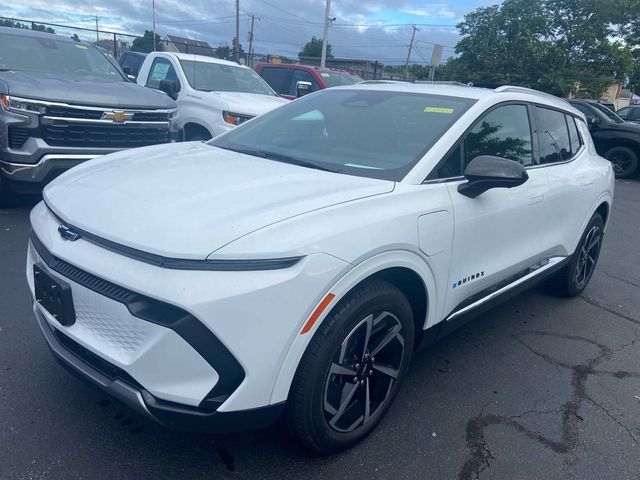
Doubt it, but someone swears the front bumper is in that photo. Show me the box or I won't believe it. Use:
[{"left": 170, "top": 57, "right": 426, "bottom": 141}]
[
  {"left": 33, "top": 304, "right": 284, "bottom": 432},
  {"left": 27, "top": 201, "right": 349, "bottom": 420}
]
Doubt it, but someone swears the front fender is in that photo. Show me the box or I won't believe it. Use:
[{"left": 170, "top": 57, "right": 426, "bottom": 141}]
[{"left": 269, "top": 249, "right": 439, "bottom": 406}]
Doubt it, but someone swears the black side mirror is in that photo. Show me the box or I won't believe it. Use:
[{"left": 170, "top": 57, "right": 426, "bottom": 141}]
[
  {"left": 158, "top": 79, "right": 179, "bottom": 100},
  {"left": 296, "top": 81, "right": 312, "bottom": 98},
  {"left": 587, "top": 116, "right": 600, "bottom": 128},
  {"left": 458, "top": 155, "right": 529, "bottom": 199}
]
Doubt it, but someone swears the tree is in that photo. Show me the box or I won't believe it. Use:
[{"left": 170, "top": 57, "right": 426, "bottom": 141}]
[
  {"left": 131, "top": 30, "right": 163, "bottom": 53},
  {"left": 299, "top": 36, "right": 333, "bottom": 60},
  {"left": 441, "top": 0, "right": 632, "bottom": 97},
  {"left": 0, "top": 18, "right": 54, "bottom": 33},
  {"left": 215, "top": 43, "right": 233, "bottom": 60}
]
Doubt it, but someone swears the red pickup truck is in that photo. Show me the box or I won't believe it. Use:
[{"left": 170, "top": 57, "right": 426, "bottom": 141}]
[{"left": 254, "top": 63, "right": 363, "bottom": 100}]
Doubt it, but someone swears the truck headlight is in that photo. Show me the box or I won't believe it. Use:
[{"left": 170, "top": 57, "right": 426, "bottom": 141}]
[
  {"left": 222, "top": 110, "right": 253, "bottom": 126},
  {"left": 1, "top": 95, "right": 47, "bottom": 114}
]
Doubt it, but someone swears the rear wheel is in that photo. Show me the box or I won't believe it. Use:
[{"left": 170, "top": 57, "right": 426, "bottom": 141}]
[
  {"left": 605, "top": 146, "right": 638, "bottom": 178},
  {"left": 548, "top": 213, "right": 604, "bottom": 297},
  {"left": 287, "top": 279, "right": 414, "bottom": 453}
]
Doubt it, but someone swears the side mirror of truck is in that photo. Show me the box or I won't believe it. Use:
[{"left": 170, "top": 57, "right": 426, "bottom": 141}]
[
  {"left": 296, "top": 81, "right": 312, "bottom": 98},
  {"left": 587, "top": 116, "right": 600, "bottom": 128},
  {"left": 122, "top": 66, "right": 136, "bottom": 82},
  {"left": 158, "top": 79, "right": 179, "bottom": 100}
]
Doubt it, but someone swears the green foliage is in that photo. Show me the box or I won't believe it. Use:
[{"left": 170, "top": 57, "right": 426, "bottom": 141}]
[
  {"left": 215, "top": 43, "right": 232, "bottom": 60},
  {"left": 131, "top": 30, "right": 163, "bottom": 53},
  {"left": 299, "top": 36, "right": 333, "bottom": 60},
  {"left": 439, "top": 0, "right": 634, "bottom": 97}
]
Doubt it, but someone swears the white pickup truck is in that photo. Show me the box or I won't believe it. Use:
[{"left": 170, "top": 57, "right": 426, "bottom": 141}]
[{"left": 136, "top": 52, "right": 288, "bottom": 140}]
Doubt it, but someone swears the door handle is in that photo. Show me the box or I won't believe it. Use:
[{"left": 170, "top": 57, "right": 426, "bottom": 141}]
[{"left": 529, "top": 194, "right": 544, "bottom": 205}]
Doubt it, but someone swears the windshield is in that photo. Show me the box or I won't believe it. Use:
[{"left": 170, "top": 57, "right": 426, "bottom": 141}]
[
  {"left": 212, "top": 89, "right": 475, "bottom": 181},
  {"left": 321, "top": 71, "right": 364, "bottom": 87},
  {"left": 591, "top": 102, "right": 624, "bottom": 123},
  {"left": 0, "top": 32, "right": 124, "bottom": 81},
  {"left": 179, "top": 59, "right": 276, "bottom": 96}
]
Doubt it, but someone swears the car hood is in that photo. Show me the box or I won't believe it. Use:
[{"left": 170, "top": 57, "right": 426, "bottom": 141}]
[
  {"left": 43, "top": 142, "right": 394, "bottom": 259},
  {"left": 0, "top": 71, "right": 175, "bottom": 109},
  {"left": 202, "top": 91, "right": 288, "bottom": 117}
]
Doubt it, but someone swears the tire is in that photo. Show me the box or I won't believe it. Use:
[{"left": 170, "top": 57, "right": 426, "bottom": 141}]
[
  {"left": 287, "top": 279, "right": 414, "bottom": 453},
  {"left": 604, "top": 146, "right": 638, "bottom": 178},
  {"left": 548, "top": 213, "right": 604, "bottom": 297}
]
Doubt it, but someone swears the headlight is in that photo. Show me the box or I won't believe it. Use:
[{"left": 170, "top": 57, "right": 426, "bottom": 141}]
[
  {"left": 168, "top": 109, "right": 178, "bottom": 120},
  {"left": 1, "top": 95, "right": 47, "bottom": 114},
  {"left": 222, "top": 110, "right": 253, "bottom": 126}
]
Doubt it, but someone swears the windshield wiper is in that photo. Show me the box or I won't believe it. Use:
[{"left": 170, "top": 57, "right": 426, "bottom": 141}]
[{"left": 216, "top": 145, "right": 341, "bottom": 173}]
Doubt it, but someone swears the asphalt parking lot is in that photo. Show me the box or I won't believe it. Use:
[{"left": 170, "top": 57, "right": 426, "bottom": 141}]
[{"left": 1, "top": 179, "right": 639, "bottom": 480}]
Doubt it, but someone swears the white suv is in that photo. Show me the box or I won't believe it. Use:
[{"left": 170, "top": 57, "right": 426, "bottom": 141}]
[
  {"left": 136, "top": 52, "right": 288, "bottom": 140},
  {"left": 27, "top": 84, "right": 614, "bottom": 453}
]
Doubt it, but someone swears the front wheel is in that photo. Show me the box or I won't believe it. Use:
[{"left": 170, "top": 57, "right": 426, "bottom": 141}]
[
  {"left": 287, "top": 279, "right": 414, "bottom": 453},
  {"left": 548, "top": 213, "right": 604, "bottom": 297},
  {"left": 605, "top": 146, "right": 638, "bottom": 178}
]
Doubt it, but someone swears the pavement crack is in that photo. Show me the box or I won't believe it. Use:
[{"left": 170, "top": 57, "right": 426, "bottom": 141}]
[
  {"left": 584, "top": 394, "right": 639, "bottom": 445},
  {"left": 600, "top": 271, "right": 640, "bottom": 289},
  {"left": 580, "top": 296, "right": 640, "bottom": 326}
]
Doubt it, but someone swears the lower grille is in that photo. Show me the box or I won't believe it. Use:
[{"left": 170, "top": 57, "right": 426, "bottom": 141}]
[
  {"left": 42, "top": 124, "right": 170, "bottom": 148},
  {"left": 8, "top": 126, "right": 30, "bottom": 148}
]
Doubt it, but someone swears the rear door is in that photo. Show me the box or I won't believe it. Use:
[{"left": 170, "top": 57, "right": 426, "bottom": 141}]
[{"left": 432, "top": 103, "right": 549, "bottom": 316}]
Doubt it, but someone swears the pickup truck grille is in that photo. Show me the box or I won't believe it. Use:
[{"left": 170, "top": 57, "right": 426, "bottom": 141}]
[
  {"left": 42, "top": 124, "right": 170, "bottom": 148},
  {"left": 46, "top": 106, "right": 171, "bottom": 122},
  {"left": 8, "top": 126, "right": 30, "bottom": 148}
]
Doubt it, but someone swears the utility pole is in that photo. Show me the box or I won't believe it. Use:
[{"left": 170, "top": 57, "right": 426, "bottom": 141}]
[
  {"left": 234, "top": 0, "right": 240, "bottom": 62},
  {"left": 152, "top": 0, "right": 156, "bottom": 51},
  {"left": 247, "top": 13, "right": 255, "bottom": 68},
  {"left": 320, "top": 0, "right": 332, "bottom": 68},
  {"left": 404, "top": 25, "right": 418, "bottom": 77},
  {"left": 95, "top": 15, "right": 99, "bottom": 42}
]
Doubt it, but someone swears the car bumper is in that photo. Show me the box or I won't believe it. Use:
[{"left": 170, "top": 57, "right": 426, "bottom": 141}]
[{"left": 27, "top": 202, "right": 349, "bottom": 427}]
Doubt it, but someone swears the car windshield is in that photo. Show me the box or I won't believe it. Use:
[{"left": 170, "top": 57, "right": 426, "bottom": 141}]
[
  {"left": 321, "top": 71, "right": 364, "bottom": 87},
  {"left": 179, "top": 59, "right": 276, "bottom": 96},
  {"left": 0, "top": 31, "right": 124, "bottom": 81},
  {"left": 591, "top": 102, "right": 624, "bottom": 123},
  {"left": 212, "top": 89, "right": 475, "bottom": 181}
]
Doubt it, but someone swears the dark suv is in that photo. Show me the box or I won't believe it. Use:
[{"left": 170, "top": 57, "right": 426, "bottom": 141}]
[
  {"left": 569, "top": 99, "right": 639, "bottom": 177},
  {"left": 0, "top": 27, "right": 180, "bottom": 205}
]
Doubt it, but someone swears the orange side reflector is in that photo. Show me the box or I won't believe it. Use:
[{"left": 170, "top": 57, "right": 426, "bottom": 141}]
[{"left": 300, "top": 293, "right": 335, "bottom": 335}]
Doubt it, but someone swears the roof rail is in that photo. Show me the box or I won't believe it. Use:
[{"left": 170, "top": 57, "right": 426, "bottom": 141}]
[{"left": 494, "top": 85, "right": 570, "bottom": 105}]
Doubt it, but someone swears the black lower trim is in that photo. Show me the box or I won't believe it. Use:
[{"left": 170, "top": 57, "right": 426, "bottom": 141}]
[
  {"left": 31, "top": 232, "right": 245, "bottom": 408},
  {"left": 38, "top": 313, "right": 283, "bottom": 433},
  {"left": 418, "top": 256, "right": 570, "bottom": 350}
]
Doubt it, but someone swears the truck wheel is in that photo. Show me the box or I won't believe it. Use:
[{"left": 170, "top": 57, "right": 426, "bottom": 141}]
[
  {"left": 605, "top": 146, "right": 638, "bottom": 178},
  {"left": 547, "top": 213, "right": 604, "bottom": 297},
  {"left": 287, "top": 279, "right": 414, "bottom": 453}
]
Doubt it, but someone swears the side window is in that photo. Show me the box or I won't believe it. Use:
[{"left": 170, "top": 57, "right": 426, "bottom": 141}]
[
  {"left": 572, "top": 103, "right": 595, "bottom": 121},
  {"left": 567, "top": 115, "right": 582, "bottom": 157},
  {"left": 289, "top": 70, "right": 320, "bottom": 96},
  {"left": 464, "top": 104, "right": 533, "bottom": 167},
  {"left": 432, "top": 145, "right": 462, "bottom": 179},
  {"left": 146, "top": 58, "right": 180, "bottom": 90},
  {"left": 535, "top": 107, "right": 572, "bottom": 164},
  {"left": 631, "top": 108, "right": 640, "bottom": 120},
  {"left": 260, "top": 67, "right": 292, "bottom": 95}
]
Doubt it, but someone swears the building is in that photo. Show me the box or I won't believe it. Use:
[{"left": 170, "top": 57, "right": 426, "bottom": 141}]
[{"left": 164, "top": 35, "right": 214, "bottom": 57}]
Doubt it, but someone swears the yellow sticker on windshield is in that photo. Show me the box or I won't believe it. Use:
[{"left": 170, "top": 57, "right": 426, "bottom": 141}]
[
  {"left": 75, "top": 44, "right": 88, "bottom": 49},
  {"left": 424, "top": 106, "right": 454, "bottom": 114}
]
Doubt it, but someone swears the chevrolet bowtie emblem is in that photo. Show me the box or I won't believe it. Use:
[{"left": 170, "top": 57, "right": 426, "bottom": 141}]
[
  {"left": 58, "top": 224, "right": 80, "bottom": 242},
  {"left": 102, "top": 110, "right": 134, "bottom": 123}
]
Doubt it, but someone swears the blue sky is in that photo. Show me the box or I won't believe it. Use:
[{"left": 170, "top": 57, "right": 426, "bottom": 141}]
[{"left": 0, "top": 1, "right": 497, "bottom": 63}]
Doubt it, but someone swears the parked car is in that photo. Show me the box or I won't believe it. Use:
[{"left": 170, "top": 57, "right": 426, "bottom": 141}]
[
  {"left": 117, "top": 50, "right": 147, "bottom": 80},
  {"left": 615, "top": 105, "right": 640, "bottom": 124},
  {"left": 254, "top": 63, "right": 364, "bottom": 99},
  {"left": 27, "top": 84, "right": 613, "bottom": 453},
  {"left": 136, "top": 52, "right": 288, "bottom": 140},
  {"left": 0, "top": 27, "right": 180, "bottom": 205},
  {"left": 569, "top": 99, "right": 640, "bottom": 177}
]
